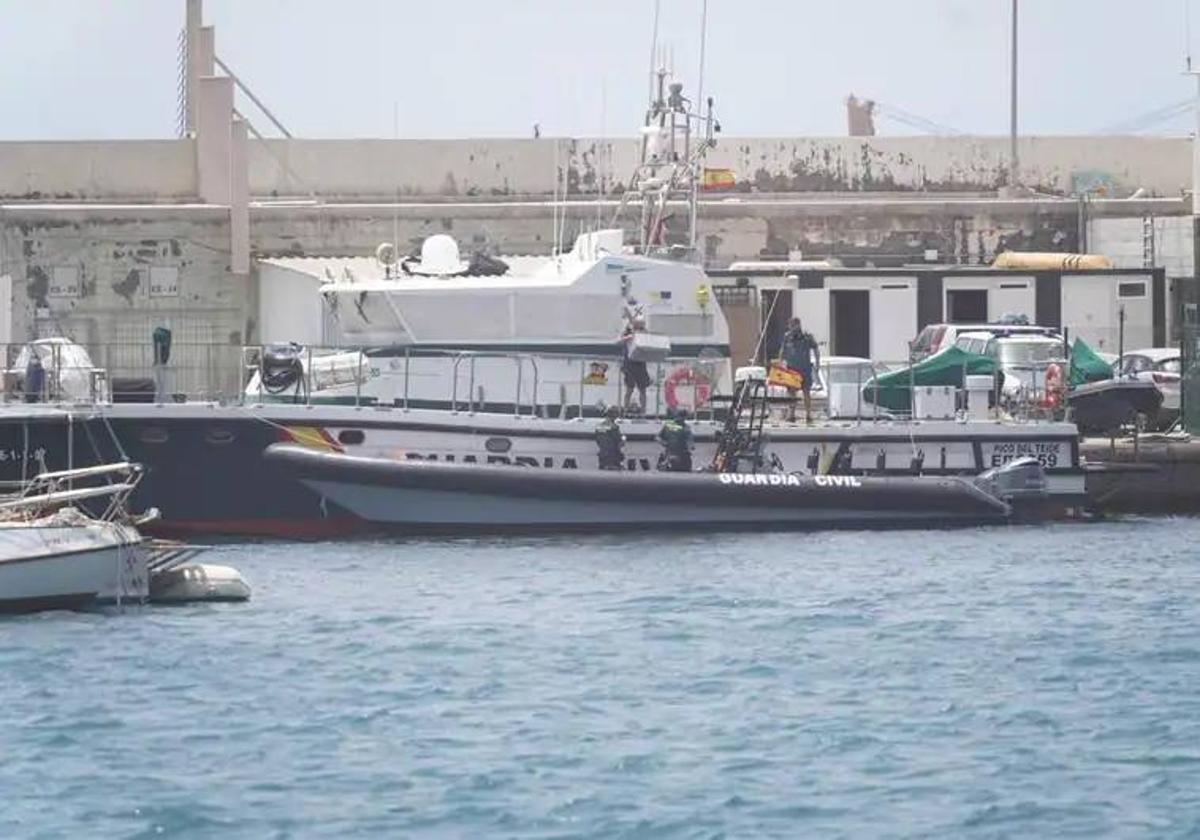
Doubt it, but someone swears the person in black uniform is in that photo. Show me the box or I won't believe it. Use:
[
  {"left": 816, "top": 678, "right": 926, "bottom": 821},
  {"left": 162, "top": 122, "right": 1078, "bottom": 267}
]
[
  {"left": 656, "top": 408, "right": 694, "bottom": 472},
  {"left": 595, "top": 405, "right": 626, "bottom": 470}
]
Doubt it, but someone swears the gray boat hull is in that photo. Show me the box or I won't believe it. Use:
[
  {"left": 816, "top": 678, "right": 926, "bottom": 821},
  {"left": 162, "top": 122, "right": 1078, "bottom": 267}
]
[{"left": 264, "top": 444, "right": 1014, "bottom": 532}]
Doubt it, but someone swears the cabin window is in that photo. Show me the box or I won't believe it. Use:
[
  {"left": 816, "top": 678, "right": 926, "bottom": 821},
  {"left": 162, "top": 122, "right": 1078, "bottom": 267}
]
[
  {"left": 337, "top": 429, "right": 365, "bottom": 446},
  {"left": 1118, "top": 282, "right": 1147, "bottom": 298},
  {"left": 139, "top": 426, "right": 168, "bottom": 445}
]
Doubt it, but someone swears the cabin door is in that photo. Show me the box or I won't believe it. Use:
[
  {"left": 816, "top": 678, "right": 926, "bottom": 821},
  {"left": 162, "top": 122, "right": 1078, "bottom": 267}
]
[{"left": 759, "top": 289, "right": 793, "bottom": 365}]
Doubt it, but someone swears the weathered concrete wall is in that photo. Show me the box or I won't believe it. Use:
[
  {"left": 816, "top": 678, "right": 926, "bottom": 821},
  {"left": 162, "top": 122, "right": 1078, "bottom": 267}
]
[
  {"left": 253, "top": 136, "right": 1191, "bottom": 200},
  {"left": 0, "top": 205, "right": 251, "bottom": 395},
  {"left": 1, "top": 136, "right": 1191, "bottom": 201},
  {"left": 1090, "top": 216, "right": 1195, "bottom": 277},
  {"left": 0, "top": 141, "right": 196, "bottom": 201}
]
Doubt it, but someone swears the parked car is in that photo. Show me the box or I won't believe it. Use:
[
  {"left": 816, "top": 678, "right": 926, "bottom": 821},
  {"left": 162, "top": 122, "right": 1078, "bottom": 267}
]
[
  {"left": 1116, "top": 348, "right": 1181, "bottom": 425},
  {"left": 951, "top": 331, "right": 1066, "bottom": 400},
  {"left": 910, "top": 322, "right": 1060, "bottom": 363}
]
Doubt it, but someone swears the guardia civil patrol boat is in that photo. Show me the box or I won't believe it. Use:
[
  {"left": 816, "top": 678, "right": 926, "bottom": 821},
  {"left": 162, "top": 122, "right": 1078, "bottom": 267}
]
[{"left": 261, "top": 380, "right": 1049, "bottom": 533}]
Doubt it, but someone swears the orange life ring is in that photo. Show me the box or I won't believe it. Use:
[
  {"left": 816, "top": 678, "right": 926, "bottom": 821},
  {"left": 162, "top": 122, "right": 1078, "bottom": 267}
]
[
  {"left": 664, "top": 366, "right": 712, "bottom": 410},
  {"left": 1043, "top": 362, "right": 1064, "bottom": 408}
]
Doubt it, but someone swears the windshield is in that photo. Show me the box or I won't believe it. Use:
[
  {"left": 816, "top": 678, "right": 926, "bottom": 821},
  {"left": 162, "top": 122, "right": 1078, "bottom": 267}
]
[{"left": 996, "top": 341, "right": 1066, "bottom": 367}]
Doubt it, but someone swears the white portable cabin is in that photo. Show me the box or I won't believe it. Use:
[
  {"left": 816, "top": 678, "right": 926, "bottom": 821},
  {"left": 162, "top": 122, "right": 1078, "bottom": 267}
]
[{"left": 712, "top": 265, "right": 1167, "bottom": 365}]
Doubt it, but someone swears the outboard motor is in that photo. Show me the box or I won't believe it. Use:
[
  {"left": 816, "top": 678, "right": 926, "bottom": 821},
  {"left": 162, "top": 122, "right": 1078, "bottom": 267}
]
[
  {"left": 974, "top": 456, "right": 1048, "bottom": 507},
  {"left": 261, "top": 343, "right": 306, "bottom": 399}
]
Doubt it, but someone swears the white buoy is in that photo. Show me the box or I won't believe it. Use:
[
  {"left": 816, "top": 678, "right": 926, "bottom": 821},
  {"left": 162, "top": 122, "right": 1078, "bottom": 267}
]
[{"left": 150, "top": 563, "right": 251, "bottom": 604}]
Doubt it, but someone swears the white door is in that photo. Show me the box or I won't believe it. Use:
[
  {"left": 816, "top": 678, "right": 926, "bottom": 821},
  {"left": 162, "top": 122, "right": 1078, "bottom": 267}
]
[
  {"left": 989, "top": 276, "right": 1035, "bottom": 323},
  {"left": 870, "top": 283, "right": 917, "bottom": 363},
  {"left": 1061, "top": 275, "right": 1115, "bottom": 351}
]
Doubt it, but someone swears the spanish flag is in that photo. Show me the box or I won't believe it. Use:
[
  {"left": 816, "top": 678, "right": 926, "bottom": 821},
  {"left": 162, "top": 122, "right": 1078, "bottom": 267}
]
[
  {"left": 702, "top": 167, "right": 736, "bottom": 191},
  {"left": 767, "top": 362, "right": 804, "bottom": 390}
]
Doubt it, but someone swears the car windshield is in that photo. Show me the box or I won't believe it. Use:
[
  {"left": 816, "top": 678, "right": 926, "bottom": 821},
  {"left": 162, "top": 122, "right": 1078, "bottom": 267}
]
[{"left": 997, "top": 341, "right": 1066, "bottom": 367}]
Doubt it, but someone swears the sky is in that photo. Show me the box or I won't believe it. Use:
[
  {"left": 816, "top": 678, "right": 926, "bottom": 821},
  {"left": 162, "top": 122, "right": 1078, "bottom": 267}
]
[{"left": 0, "top": 0, "right": 1196, "bottom": 140}]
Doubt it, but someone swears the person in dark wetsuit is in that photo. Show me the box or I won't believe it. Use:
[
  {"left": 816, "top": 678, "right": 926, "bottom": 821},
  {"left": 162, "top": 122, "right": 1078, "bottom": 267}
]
[
  {"left": 619, "top": 315, "right": 651, "bottom": 414},
  {"left": 778, "top": 317, "right": 820, "bottom": 424},
  {"left": 656, "top": 408, "right": 694, "bottom": 472},
  {"left": 595, "top": 405, "right": 626, "bottom": 470},
  {"left": 23, "top": 350, "right": 44, "bottom": 403}
]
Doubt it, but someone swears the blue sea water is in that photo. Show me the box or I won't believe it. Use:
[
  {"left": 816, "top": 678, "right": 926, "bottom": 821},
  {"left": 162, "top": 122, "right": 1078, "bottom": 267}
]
[{"left": 3, "top": 520, "right": 1200, "bottom": 838}]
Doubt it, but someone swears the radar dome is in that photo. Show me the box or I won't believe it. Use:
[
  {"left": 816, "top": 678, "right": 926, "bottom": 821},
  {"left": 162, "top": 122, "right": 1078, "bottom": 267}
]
[{"left": 417, "top": 234, "right": 468, "bottom": 276}]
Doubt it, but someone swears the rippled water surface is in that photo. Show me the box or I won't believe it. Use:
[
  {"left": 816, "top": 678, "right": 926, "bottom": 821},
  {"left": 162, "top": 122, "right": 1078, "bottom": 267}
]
[{"left": 3, "top": 519, "right": 1200, "bottom": 838}]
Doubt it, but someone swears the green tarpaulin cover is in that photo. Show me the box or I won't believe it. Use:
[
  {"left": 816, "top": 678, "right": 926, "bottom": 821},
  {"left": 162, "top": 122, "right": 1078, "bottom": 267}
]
[
  {"left": 1068, "top": 337, "right": 1113, "bottom": 387},
  {"left": 863, "top": 347, "right": 997, "bottom": 413}
]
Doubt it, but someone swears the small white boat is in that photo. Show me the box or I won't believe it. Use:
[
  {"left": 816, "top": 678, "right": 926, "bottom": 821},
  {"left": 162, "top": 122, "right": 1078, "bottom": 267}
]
[{"left": 0, "top": 463, "right": 149, "bottom": 613}]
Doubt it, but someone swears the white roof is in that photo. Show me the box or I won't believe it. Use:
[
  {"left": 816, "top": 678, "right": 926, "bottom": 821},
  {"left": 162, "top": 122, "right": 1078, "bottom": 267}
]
[
  {"left": 259, "top": 229, "right": 630, "bottom": 293},
  {"left": 957, "top": 330, "right": 1061, "bottom": 343},
  {"left": 1121, "top": 347, "right": 1179, "bottom": 360}
]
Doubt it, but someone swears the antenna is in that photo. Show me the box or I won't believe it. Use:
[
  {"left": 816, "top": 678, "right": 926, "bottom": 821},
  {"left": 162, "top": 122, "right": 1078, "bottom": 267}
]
[
  {"left": 1187, "top": 0, "right": 1194, "bottom": 71},
  {"left": 392, "top": 99, "right": 399, "bottom": 269},
  {"left": 552, "top": 139, "right": 560, "bottom": 258},
  {"left": 596, "top": 79, "right": 607, "bottom": 234},
  {"left": 648, "top": 0, "right": 661, "bottom": 103},
  {"left": 697, "top": 0, "right": 709, "bottom": 108}
]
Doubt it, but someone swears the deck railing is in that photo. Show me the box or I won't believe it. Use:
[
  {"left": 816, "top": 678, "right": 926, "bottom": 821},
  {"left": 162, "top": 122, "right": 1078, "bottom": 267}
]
[{"left": 0, "top": 340, "right": 1066, "bottom": 425}]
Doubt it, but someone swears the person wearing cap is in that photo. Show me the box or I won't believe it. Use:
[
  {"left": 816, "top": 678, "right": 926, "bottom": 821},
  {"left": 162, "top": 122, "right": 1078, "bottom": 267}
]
[
  {"left": 619, "top": 315, "right": 652, "bottom": 414},
  {"left": 594, "top": 405, "right": 626, "bottom": 470},
  {"left": 778, "top": 317, "right": 819, "bottom": 423},
  {"left": 656, "top": 408, "right": 694, "bottom": 472}
]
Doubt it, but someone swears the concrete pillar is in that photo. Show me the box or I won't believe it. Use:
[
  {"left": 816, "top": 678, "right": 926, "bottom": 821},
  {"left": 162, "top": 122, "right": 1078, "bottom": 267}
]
[
  {"left": 196, "top": 75, "right": 233, "bottom": 205},
  {"left": 184, "top": 0, "right": 203, "bottom": 136},
  {"left": 198, "top": 25, "right": 215, "bottom": 77},
  {"left": 230, "top": 118, "right": 250, "bottom": 275}
]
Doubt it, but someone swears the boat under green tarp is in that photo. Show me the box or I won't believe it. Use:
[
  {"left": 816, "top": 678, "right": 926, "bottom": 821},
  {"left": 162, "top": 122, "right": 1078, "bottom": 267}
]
[
  {"left": 1068, "top": 337, "right": 1113, "bottom": 387},
  {"left": 863, "top": 347, "right": 997, "bottom": 413}
]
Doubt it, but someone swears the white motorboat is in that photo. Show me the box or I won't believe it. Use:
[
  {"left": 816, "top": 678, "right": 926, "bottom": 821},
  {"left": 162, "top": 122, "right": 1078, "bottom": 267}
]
[{"left": 0, "top": 463, "right": 148, "bottom": 614}]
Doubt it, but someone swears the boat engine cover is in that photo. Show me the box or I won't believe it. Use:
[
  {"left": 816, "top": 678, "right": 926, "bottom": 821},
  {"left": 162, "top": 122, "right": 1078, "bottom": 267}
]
[{"left": 974, "top": 456, "right": 1047, "bottom": 502}]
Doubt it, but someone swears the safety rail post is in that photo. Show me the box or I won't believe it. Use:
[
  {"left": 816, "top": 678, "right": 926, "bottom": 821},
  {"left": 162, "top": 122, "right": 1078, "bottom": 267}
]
[
  {"left": 468, "top": 357, "right": 477, "bottom": 414},
  {"left": 530, "top": 356, "right": 540, "bottom": 418},
  {"left": 578, "top": 358, "right": 585, "bottom": 420},
  {"left": 451, "top": 354, "right": 462, "bottom": 414},
  {"left": 961, "top": 358, "right": 968, "bottom": 420},
  {"left": 514, "top": 357, "right": 523, "bottom": 417},
  {"left": 856, "top": 362, "right": 863, "bottom": 425},
  {"left": 355, "top": 350, "right": 363, "bottom": 408},
  {"left": 257, "top": 346, "right": 265, "bottom": 405},
  {"left": 306, "top": 346, "right": 314, "bottom": 407},
  {"left": 907, "top": 342, "right": 916, "bottom": 421},
  {"left": 403, "top": 347, "right": 410, "bottom": 411},
  {"left": 654, "top": 363, "right": 662, "bottom": 418}
]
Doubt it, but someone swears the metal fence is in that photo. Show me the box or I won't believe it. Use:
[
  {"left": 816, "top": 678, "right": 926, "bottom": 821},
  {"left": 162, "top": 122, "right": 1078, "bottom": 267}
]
[{"left": 0, "top": 339, "right": 1065, "bottom": 426}]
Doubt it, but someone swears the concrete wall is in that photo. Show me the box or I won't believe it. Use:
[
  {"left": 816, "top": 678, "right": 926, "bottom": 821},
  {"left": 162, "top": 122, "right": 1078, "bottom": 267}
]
[
  {"left": 1090, "top": 215, "right": 1195, "bottom": 277},
  {"left": 1, "top": 135, "right": 1191, "bottom": 201},
  {"left": 0, "top": 141, "right": 196, "bottom": 201},
  {"left": 251, "top": 136, "right": 1192, "bottom": 200},
  {"left": 0, "top": 205, "right": 251, "bottom": 396}
]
